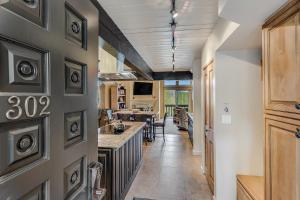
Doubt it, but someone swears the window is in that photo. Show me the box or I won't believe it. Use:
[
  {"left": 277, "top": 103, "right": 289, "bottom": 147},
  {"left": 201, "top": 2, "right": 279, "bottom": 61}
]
[
  {"left": 164, "top": 80, "right": 177, "bottom": 86},
  {"left": 164, "top": 90, "right": 176, "bottom": 105},
  {"left": 178, "top": 80, "right": 191, "bottom": 86},
  {"left": 177, "top": 91, "right": 189, "bottom": 105}
]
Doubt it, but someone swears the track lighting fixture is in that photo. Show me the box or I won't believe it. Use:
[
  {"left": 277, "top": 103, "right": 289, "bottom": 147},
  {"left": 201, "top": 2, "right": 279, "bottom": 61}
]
[
  {"left": 170, "top": 0, "right": 177, "bottom": 72},
  {"left": 170, "top": 20, "right": 177, "bottom": 32},
  {"left": 172, "top": 46, "right": 176, "bottom": 53},
  {"left": 171, "top": 0, "right": 178, "bottom": 18},
  {"left": 171, "top": 10, "right": 178, "bottom": 19}
]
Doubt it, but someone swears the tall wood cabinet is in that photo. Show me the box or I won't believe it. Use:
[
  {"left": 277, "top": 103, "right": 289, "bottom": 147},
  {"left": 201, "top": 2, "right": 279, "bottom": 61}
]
[
  {"left": 111, "top": 85, "right": 127, "bottom": 110},
  {"left": 263, "top": 1, "right": 300, "bottom": 199},
  {"left": 203, "top": 61, "right": 215, "bottom": 194}
]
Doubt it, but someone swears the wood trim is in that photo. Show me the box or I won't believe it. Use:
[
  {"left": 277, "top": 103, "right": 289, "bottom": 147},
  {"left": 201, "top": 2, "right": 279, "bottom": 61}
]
[
  {"left": 263, "top": 0, "right": 300, "bottom": 28},
  {"left": 202, "top": 59, "right": 214, "bottom": 71},
  {"left": 237, "top": 175, "right": 264, "bottom": 200}
]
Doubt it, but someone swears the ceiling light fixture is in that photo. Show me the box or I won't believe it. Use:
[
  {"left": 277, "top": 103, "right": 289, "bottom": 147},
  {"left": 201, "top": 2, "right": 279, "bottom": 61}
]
[
  {"left": 170, "top": 0, "right": 178, "bottom": 72},
  {"left": 170, "top": 20, "right": 177, "bottom": 32},
  {"left": 171, "top": 0, "right": 178, "bottom": 18}
]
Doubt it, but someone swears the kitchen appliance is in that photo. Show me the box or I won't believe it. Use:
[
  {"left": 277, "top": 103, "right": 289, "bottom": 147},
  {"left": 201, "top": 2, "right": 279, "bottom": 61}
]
[{"left": 98, "top": 39, "right": 137, "bottom": 81}]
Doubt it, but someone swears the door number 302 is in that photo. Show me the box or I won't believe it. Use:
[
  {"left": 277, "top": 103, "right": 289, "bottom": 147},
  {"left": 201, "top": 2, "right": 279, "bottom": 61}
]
[{"left": 6, "top": 96, "right": 50, "bottom": 120}]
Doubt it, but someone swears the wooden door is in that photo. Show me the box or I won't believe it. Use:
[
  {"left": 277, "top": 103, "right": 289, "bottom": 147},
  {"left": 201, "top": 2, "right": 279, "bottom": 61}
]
[
  {"left": 203, "top": 61, "right": 214, "bottom": 194},
  {"left": 265, "top": 116, "right": 300, "bottom": 200},
  {"left": 263, "top": 2, "right": 300, "bottom": 118}
]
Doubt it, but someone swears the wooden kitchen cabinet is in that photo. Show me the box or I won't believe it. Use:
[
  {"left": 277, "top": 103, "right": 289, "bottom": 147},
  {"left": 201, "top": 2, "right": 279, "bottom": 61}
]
[
  {"left": 203, "top": 61, "right": 214, "bottom": 194},
  {"left": 237, "top": 175, "right": 264, "bottom": 200},
  {"left": 262, "top": 1, "right": 300, "bottom": 200},
  {"left": 264, "top": 115, "right": 300, "bottom": 200},
  {"left": 263, "top": 0, "right": 300, "bottom": 119}
]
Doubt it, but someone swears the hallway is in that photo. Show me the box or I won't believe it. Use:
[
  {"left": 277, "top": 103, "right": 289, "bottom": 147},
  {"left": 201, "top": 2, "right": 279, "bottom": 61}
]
[{"left": 125, "top": 119, "right": 212, "bottom": 200}]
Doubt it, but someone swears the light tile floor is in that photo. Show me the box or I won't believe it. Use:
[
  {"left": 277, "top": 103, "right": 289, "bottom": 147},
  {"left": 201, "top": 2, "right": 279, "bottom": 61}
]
[{"left": 125, "top": 119, "right": 212, "bottom": 200}]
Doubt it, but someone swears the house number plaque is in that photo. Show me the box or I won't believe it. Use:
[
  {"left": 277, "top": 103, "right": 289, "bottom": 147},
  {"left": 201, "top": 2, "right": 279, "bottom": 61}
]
[{"left": 6, "top": 96, "right": 50, "bottom": 120}]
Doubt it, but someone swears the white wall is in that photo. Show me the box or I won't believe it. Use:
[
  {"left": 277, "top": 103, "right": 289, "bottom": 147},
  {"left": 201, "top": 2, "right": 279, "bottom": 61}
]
[
  {"left": 201, "top": 17, "right": 239, "bottom": 66},
  {"left": 196, "top": 17, "right": 239, "bottom": 172},
  {"left": 214, "top": 49, "right": 263, "bottom": 200},
  {"left": 192, "top": 59, "right": 202, "bottom": 156},
  {"left": 196, "top": 17, "right": 264, "bottom": 200}
]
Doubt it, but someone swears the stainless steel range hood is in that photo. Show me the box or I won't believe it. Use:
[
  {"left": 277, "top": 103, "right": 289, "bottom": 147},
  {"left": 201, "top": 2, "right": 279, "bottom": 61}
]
[
  {"left": 98, "top": 38, "right": 137, "bottom": 81},
  {"left": 98, "top": 58, "right": 137, "bottom": 81},
  {"left": 98, "top": 72, "right": 137, "bottom": 81}
]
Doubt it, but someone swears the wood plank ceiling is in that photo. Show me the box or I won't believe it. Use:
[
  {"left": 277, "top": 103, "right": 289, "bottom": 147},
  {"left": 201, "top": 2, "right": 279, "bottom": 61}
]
[{"left": 97, "top": 0, "right": 218, "bottom": 72}]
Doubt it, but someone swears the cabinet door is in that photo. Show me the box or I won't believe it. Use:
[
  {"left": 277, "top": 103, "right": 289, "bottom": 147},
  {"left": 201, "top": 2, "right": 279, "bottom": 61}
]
[
  {"left": 265, "top": 117, "right": 300, "bottom": 200},
  {"left": 263, "top": 9, "right": 300, "bottom": 116}
]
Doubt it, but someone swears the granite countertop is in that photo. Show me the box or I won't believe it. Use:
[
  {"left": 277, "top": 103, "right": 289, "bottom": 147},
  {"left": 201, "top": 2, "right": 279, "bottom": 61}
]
[
  {"left": 98, "top": 121, "right": 145, "bottom": 149},
  {"left": 113, "top": 110, "right": 158, "bottom": 116}
]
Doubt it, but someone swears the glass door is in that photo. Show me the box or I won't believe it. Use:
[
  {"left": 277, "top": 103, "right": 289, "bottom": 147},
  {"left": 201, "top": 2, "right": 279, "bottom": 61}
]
[
  {"left": 164, "top": 90, "right": 176, "bottom": 117},
  {"left": 176, "top": 90, "right": 189, "bottom": 109}
]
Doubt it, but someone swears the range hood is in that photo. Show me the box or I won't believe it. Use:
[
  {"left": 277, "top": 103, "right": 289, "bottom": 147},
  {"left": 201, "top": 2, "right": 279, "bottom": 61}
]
[
  {"left": 98, "top": 59, "right": 137, "bottom": 81},
  {"left": 98, "top": 72, "right": 137, "bottom": 81},
  {"left": 98, "top": 38, "right": 137, "bottom": 81}
]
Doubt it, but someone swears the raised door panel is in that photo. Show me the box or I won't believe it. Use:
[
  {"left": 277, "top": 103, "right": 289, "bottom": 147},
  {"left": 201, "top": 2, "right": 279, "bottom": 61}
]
[
  {"left": 205, "top": 131, "right": 214, "bottom": 194},
  {"left": 208, "top": 65, "right": 214, "bottom": 129},
  {"left": 265, "top": 117, "right": 300, "bottom": 200},
  {"left": 204, "top": 69, "right": 210, "bottom": 129},
  {"left": 264, "top": 8, "right": 300, "bottom": 116},
  {"left": 205, "top": 135, "right": 210, "bottom": 176},
  {"left": 209, "top": 139, "right": 214, "bottom": 183}
]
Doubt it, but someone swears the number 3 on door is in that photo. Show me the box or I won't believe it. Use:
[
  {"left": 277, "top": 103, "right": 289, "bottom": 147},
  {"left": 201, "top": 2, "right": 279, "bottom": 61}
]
[{"left": 6, "top": 96, "right": 51, "bottom": 120}]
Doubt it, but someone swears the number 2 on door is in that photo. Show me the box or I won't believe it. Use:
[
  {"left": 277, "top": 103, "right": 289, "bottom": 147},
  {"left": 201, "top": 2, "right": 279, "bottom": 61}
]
[{"left": 6, "top": 96, "right": 50, "bottom": 120}]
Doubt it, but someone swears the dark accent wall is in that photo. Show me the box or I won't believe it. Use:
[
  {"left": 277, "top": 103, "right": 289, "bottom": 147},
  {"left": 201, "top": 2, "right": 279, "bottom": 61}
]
[
  {"left": 91, "top": 0, "right": 153, "bottom": 80},
  {"left": 152, "top": 71, "right": 193, "bottom": 80}
]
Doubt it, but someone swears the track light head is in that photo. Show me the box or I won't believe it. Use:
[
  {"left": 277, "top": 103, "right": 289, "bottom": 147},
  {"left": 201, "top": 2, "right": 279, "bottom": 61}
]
[{"left": 171, "top": 10, "right": 178, "bottom": 18}]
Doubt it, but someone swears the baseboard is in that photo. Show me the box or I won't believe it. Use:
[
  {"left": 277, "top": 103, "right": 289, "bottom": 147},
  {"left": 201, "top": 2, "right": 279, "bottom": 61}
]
[{"left": 192, "top": 149, "right": 201, "bottom": 155}]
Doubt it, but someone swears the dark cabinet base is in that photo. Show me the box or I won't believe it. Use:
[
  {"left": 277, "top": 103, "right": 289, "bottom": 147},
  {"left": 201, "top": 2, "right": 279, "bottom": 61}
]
[{"left": 98, "top": 129, "right": 143, "bottom": 200}]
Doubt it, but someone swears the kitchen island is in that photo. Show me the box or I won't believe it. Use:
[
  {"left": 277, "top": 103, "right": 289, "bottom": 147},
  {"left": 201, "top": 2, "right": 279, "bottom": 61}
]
[{"left": 98, "top": 122, "right": 145, "bottom": 200}]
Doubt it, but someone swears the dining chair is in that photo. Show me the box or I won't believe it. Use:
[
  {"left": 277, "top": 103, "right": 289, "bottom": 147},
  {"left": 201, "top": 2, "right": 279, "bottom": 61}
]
[{"left": 153, "top": 113, "right": 168, "bottom": 141}]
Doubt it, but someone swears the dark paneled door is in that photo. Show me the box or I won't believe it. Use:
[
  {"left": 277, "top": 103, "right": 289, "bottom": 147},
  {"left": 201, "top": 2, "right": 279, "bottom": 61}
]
[{"left": 0, "top": 0, "right": 98, "bottom": 199}]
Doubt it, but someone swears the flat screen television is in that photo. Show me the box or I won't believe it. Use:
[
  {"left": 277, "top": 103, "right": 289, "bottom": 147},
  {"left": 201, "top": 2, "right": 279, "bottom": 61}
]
[{"left": 133, "top": 82, "right": 153, "bottom": 95}]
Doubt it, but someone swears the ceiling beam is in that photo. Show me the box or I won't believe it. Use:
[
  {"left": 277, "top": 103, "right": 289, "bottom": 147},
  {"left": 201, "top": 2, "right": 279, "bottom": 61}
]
[
  {"left": 91, "top": 0, "right": 153, "bottom": 80},
  {"left": 152, "top": 71, "right": 193, "bottom": 80}
]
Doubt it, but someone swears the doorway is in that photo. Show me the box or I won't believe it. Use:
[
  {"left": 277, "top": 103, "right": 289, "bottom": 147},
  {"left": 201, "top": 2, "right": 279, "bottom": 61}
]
[{"left": 163, "top": 80, "right": 192, "bottom": 117}]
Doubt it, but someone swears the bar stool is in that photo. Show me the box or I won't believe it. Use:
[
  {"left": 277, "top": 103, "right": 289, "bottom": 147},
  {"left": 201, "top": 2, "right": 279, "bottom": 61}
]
[{"left": 143, "top": 118, "right": 152, "bottom": 143}]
